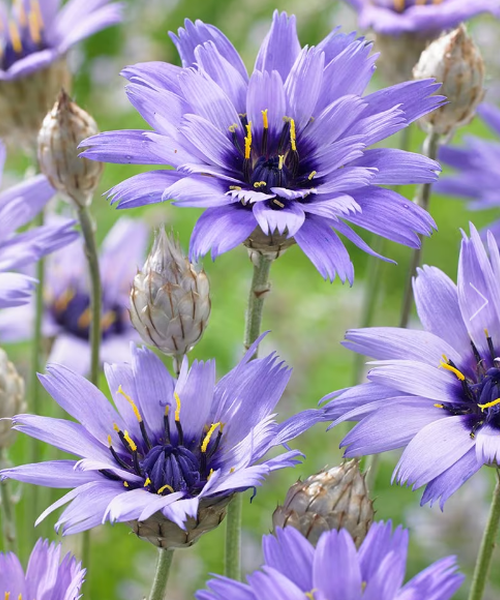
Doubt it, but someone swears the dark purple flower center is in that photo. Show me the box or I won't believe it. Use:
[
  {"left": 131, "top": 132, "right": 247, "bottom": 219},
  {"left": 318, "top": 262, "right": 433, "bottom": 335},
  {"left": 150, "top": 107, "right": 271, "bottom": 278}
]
[
  {"left": 101, "top": 391, "right": 224, "bottom": 497},
  {"left": 373, "top": 0, "right": 444, "bottom": 12},
  {"left": 50, "top": 289, "right": 127, "bottom": 340},
  {"left": 2, "top": 1, "right": 48, "bottom": 71}
]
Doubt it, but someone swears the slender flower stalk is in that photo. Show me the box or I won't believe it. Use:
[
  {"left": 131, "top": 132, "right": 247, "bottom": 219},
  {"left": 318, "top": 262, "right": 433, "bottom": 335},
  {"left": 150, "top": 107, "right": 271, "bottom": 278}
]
[
  {"left": 468, "top": 470, "right": 500, "bottom": 600},
  {"left": 0, "top": 450, "right": 17, "bottom": 553},
  {"left": 149, "top": 548, "right": 175, "bottom": 600}
]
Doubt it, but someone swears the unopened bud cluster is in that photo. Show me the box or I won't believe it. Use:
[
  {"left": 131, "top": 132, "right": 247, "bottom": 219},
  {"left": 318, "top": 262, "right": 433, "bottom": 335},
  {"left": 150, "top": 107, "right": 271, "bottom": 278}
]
[
  {"left": 0, "top": 348, "right": 25, "bottom": 449},
  {"left": 272, "top": 461, "right": 374, "bottom": 547},
  {"left": 413, "top": 25, "right": 484, "bottom": 137},
  {"left": 130, "top": 229, "right": 211, "bottom": 358},
  {"left": 38, "top": 89, "right": 103, "bottom": 208}
]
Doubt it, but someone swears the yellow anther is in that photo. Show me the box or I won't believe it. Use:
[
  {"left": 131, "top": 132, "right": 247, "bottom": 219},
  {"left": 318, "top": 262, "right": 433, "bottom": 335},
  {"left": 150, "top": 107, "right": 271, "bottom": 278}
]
[
  {"left": 478, "top": 398, "right": 500, "bottom": 411},
  {"left": 272, "top": 198, "right": 285, "bottom": 208},
  {"left": 439, "top": 361, "right": 465, "bottom": 381},
  {"left": 253, "top": 181, "right": 266, "bottom": 188},
  {"left": 5, "top": 592, "right": 11, "bottom": 600},
  {"left": 261, "top": 108, "right": 269, "bottom": 129},
  {"left": 144, "top": 477, "right": 152, "bottom": 487},
  {"left": 278, "top": 154, "right": 285, "bottom": 170},
  {"left": 164, "top": 405, "right": 169, "bottom": 416},
  {"left": 207, "top": 468, "right": 214, "bottom": 480},
  {"left": 485, "top": 328, "right": 490, "bottom": 338},
  {"left": 289, "top": 118, "right": 297, "bottom": 152},
  {"left": 394, "top": 0, "right": 405, "bottom": 10},
  {"left": 228, "top": 123, "right": 238, "bottom": 133},
  {"left": 308, "top": 170, "right": 317, "bottom": 180},
  {"left": 244, "top": 121, "right": 252, "bottom": 160},
  {"left": 117, "top": 385, "right": 143, "bottom": 423},
  {"left": 9, "top": 20, "right": 22, "bottom": 54},
  {"left": 305, "top": 591, "right": 317, "bottom": 600},
  {"left": 201, "top": 422, "right": 222, "bottom": 453},
  {"left": 229, "top": 467, "right": 235, "bottom": 473},
  {"left": 54, "top": 288, "right": 75, "bottom": 312},
  {"left": 174, "top": 392, "right": 181, "bottom": 422},
  {"left": 434, "top": 403, "right": 444, "bottom": 409},
  {"left": 101, "top": 311, "right": 117, "bottom": 331},
  {"left": 229, "top": 185, "right": 242, "bottom": 191},
  {"left": 107, "top": 434, "right": 113, "bottom": 446},
  {"left": 157, "top": 484, "right": 174, "bottom": 495},
  {"left": 77, "top": 308, "right": 91, "bottom": 329},
  {"left": 28, "top": 2, "right": 42, "bottom": 44},
  {"left": 123, "top": 481, "right": 129, "bottom": 488},
  {"left": 113, "top": 423, "right": 120, "bottom": 433},
  {"left": 123, "top": 431, "right": 137, "bottom": 452}
]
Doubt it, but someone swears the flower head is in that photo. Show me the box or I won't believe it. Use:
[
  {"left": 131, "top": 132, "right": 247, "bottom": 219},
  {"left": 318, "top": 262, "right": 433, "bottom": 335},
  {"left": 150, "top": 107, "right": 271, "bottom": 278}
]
[
  {"left": 0, "top": 538, "right": 85, "bottom": 599},
  {"left": 0, "top": 337, "right": 322, "bottom": 543},
  {"left": 345, "top": 0, "right": 500, "bottom": 36},
  {"left": 325, "top": 223, "right": 500, "bottom": 507},
  {"left": 81, "top": 11, "right": 443, "bottom": 282},
  {"left": 196, "top": 521, "right": 464, "bottom": 600},
  {"left": 0, "top": 217, "right": 148, "bottom": 374}
]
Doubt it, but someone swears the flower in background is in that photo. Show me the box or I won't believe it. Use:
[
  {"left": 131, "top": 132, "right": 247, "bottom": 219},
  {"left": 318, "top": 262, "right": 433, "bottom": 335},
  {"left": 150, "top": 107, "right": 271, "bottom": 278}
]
[
  {"left": 436, "top": 103, "right": 500, "bottom": 239},
  {"left": 82, "top": 10, "right": 443, "bottom": 283},
  {"left": 1, "top": 338, "right": 323, "bottom": 546},
  {"left": 0, "top": 538, "right": 85, "bottom": 599},
  {"left": 0, "top": 217, "right": 148, "bottom": 375},
  {"left": 0, "top": 142, "right": 77, "bottom": 309},
  {"left": 196, "top": 522, "right": 464, "bottom": 600},
  {"left": 324, "top": 224, "right": 500, "bottom": 507}
]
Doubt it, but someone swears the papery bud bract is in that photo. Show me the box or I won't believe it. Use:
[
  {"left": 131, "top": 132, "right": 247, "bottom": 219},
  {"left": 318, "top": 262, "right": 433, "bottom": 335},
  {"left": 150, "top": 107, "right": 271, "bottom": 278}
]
[
  {"left": 244, "top": 227, "right": 296, "bottom": 262},
  {"left": 38, "top": 89, "right": 103, "bottom": 208},
  {"left": 130, "top": 229, "right": 211, "bottom": 358},
  {"left": 0, "top": 348, "right": 25, "bottom": 449},
  {"left": 272, "top": 461, "right": 374, "bottom": 547},
  {"left": 413, "top": 25, "right": 485, "bottom": 137}
]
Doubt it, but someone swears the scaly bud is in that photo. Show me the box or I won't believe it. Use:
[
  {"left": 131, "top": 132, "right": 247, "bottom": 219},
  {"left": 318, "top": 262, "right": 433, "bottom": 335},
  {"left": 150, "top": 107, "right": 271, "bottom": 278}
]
[
  {"left": 130, "top": 229, "right": 211, "bottom": 359},
  {"left": 272, "top": 461, "right": 374, "bottom": 547},
  {"left": 0, "top": 348, "right": 25, "bottom": 449},
  {"left": 413, "top": 25, "right": 485, "bottom": 137},
  {"left": 37, "top": 89, "right": 103, "bottom": 208}
]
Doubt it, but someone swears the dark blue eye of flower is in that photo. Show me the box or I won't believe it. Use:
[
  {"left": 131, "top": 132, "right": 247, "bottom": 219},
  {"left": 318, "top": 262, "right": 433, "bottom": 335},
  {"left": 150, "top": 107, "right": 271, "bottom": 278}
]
[
  {"left": 2, "top": 1, "right": 47, "bottom": 70},
  {"left": 374, "top": 0, "right": 444, "bottom": 11}
]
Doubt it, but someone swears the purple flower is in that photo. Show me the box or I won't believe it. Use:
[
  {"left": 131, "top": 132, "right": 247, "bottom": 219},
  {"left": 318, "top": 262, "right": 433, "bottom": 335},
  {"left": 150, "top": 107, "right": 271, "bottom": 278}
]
[
  {"left": 437, "top": 103, "right": 500, "bottom": 240},
  {"left": 345, "top": 0, "right": 500, "bottom": 36},
  {"left": 0, "top": 538, "right": 85, "bottom": 599},
  {"left": 0, "top": 142, "right": 77, "bottom": 308},
  {"left": 196, "top": 521, "right": 463, "bottom": 600},
  {"left": 0, "top": 0, "right": 123, "bottom": 80},
  {"left": 0, "top": 217, "right": 148, "bottom": 374},
  {"left": 324, "top": 223, "right": 500, "bottom": 507},
  {"left": 81, "top": 11, "right": 443, "bottom": 283},
  {"left": 0, "top": 337, "right": 322, "bottom": 534}
]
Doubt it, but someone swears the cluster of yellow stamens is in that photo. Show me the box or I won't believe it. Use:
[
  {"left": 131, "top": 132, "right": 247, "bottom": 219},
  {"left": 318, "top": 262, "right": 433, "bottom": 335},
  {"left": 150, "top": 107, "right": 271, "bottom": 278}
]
[
  {"left": 3, "top": 0, "right": 44, "bottom": 58},
  {"left": 393, "top": 0, "right": 443, "bottom": 11}
]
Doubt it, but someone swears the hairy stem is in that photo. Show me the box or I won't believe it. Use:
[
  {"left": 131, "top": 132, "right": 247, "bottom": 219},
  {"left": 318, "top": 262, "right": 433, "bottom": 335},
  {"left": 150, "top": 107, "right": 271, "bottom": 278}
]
[{"left": 148, "top": 548, "right": 175, "bottom": 600}]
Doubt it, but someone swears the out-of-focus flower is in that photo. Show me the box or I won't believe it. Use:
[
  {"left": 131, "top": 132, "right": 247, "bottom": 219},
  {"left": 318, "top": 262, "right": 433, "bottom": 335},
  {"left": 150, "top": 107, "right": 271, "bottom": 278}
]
[
  {"left": 0, "top": 0, "right": 123, "bottom": 145},
  {"left": 272, "top": 460, "right": 374, "bottom": 547},
  {"left": 130, "top": 229, "right": 210, "bottom": 360},
  {"left": 196, "top": 521, "right": 464, "bottom": 600},
  {"left": 0, "top": 338, "right": 323, "bottom": 547},
  {"left": 324, "top": 223, "right": 500, "bottom": 507},
  {"left": 0, "top": 347, "right": 25, "bottom": 449},
  {"left": 0, "top": 538, "right": 85, "bottom": 598},
  {"left": 436, "top": 103, "right": 500, "bottom": 238},
  {"left": 38, "top": 89, "right": 103, "bottom": 208},
  {"left": 413, "top": 25, "right": 484, "bottom": 137},
  {"left": 0, "top": 142, "right": 77, "bottom": 309},
  {"left": 81, "top": 11, "right": 443, "bottom": 283},
  {"left": 0, "top": 218, "right": 148, "bottom": 375}
]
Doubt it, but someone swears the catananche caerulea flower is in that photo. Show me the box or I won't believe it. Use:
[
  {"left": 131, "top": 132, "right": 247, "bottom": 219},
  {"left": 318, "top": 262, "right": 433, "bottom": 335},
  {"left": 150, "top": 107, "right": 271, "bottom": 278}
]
[
  {"left": 0, "top": 337, "right": 322, "bottom": 536},
  {"left": 0, "top": 217, "right": 148, "bottom": 374},
  {"left": 324, "top": 224, "right": 500, "bottom": 507},
  {"left": 81, "top": 11, "right": 443, "bottom": 283},
  {"left": 0, "top": 0, "right": 122, "bottom": 80},
  {"left": 0, "top": 142, "right": 77, "bottom": 309},
  {"left": 344, "top": 0, "right": 500, "bottom": 36},
  {"left": 196, "top": 522, "right": 464, "bottom": 600},
  {"left": 437, "top": 103, "right": 500, "bottom": 239},
  {"left": 0, "top": 538, "right": 85, "bottom": 599}
]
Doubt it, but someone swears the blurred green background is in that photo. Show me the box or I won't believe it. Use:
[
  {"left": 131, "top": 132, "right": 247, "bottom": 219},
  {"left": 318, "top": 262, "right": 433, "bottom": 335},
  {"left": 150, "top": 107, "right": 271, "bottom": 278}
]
[{"left": 2, "top": 1, "right": 500, "bottom": 598}]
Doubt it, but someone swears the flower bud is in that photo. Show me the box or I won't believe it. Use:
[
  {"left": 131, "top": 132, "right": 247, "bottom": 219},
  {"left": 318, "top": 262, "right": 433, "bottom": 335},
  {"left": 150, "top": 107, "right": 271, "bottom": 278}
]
[
  {"left": 272, "top": 461, "right": 374, "bottom": 547},
  {"left": 0, "top": 348, "right": 25, "bottom": 449},
  {"left": 413, "top": 25, "right": 485, "bottom": 137},
  {"left": 130, "top": 229, "right": 211, "bottom": 358},
  {"left": 127, "top": 494, "right": 232, "bottom": 549},
  {"left": 244, "top": 227, "right": 296, "bottom": 262},
  {"left": 37, "top": 89, "right": 103, "bottom": 208}
]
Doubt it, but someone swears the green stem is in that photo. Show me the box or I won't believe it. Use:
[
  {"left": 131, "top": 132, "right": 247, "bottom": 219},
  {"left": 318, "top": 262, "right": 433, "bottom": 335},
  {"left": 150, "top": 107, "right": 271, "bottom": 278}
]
[
  {"left": 225, "top": 253, "right": 273, "bottom": 580},
  {"left": 148, "top": 548, "right": 175, "bottom": 600},
  {"left": 468, "top": 470, "right": 500, "bottom": 600},
  {"left": 0, "top": 450, "right": 18, "bottom": 554}
]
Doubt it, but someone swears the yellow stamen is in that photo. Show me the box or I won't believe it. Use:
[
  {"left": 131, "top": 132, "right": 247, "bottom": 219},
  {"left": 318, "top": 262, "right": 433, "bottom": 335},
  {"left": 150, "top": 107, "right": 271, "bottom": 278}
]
[
  {"left": 117, "top": 385, "right": 143, "bottom": 423},
  {"left": 15, "top": 0, "right": 27, "bottom": 27},
  {"left": 244, "top": 121, "right": 252, "bottom": 160},
  {"left": 101, "top": 310, "right": 117, "bottom": 331},
  {"left": 393, "top": 0, "right": 405, "bottom": 11},
  {"left": 28, "top": 3, "right": 42, "bottom": 44},
  {"left": 157, "top": 483, "right": 174, "bottom": 494},
  {"left": 113, "top": 423, "right": 120, "bottom": 432},
  {"left": 278, "top": 154, "right": 285, "bottom": 170},
  {"left": 434, "top": 403, "right": 444, "bottom": 409},
  {"left": 439, "top": 361, "right": 465, "bottom": 381},
  {"left": 261, "top": 108, "right": 268, "bottom": 129},
  {"left": 228, "top": 123, "right": 238, "bottom": 133},
  {"left": 485, "top": 328, "right": 490, "bottom": 338},
  {"left": 144, "top": 477, "right": 152, "bottom": 487},
  {"left": 253, "top": 181, "right": 266, "bottom": 188},
  {"left": 5, "top": 592, "right": 11, "bottom": 600},
  {"left": 229, "top": 467, "right": 235, "bottom": 474},
  {"left": 308, "top": 170, "right": 317, "bottom": 180},
  {"left": 229, "top": 186, "right": 242, "bottom": 191},
  {"left": 123, "top": 430, "right": 137, "bottom": 452},
  {"left": 123, "top": 481, "right": 129, "bottom": 488},
  {"left": 54, "top": 288, "right": 75, "bottom": 312},
  {"left": 165, "top": 405, "right": 169, "bottom": 417},
  {"left": 77, "top": 308, "right": 91, "bottom": 329},
  {"left": 289, "top": 118, "right": 297, "bottom": 152},
  {"left": 9, "top": 20, "right": 22, "bottom": 54},
  {"left": 201, "top": 422, "right": 222, "bottom": 453},
  {"left": 107, "top": 434, "right": 113, "bottom": 446},
  {"left": 478, "top": 398, "right": 500, "bottom": 411},
  {"left": 272, "top": 199, "right": 285, "bottom": 208},
  {"left": 174, "top": 392, "right": 181, "bottom": 422},
  {"left": 207, "top": 468, "right": 214, "bottom": 480}
]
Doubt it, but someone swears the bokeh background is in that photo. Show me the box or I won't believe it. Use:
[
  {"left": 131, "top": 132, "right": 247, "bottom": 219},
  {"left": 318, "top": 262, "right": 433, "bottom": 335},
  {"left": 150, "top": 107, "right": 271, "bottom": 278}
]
[{"left": 2, "top": 1, "right": 500, "bottom": 598}]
